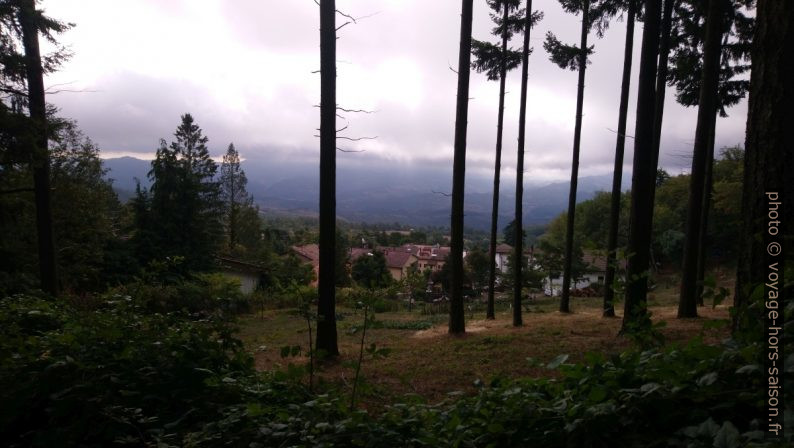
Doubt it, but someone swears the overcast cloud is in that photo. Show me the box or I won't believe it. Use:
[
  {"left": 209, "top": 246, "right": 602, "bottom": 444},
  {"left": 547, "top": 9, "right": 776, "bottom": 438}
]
[{"left": 40, "top": 0, "right": 747, "bottom": 186}]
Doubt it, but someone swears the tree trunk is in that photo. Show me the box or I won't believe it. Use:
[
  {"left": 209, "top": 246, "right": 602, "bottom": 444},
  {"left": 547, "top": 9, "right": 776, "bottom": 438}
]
[
  {"left": 678, "top": 0, "right": 723, "bottom": 318},
  {"left": 19, "top": 0, "right": 58, "bottom": 297},
  {"left": 513, "top": 0, "right": 534, "bottom": 327},
  {"left": 695, "top": 115, "right": 716, "bottom": 306},
  {"left": 603, "top": 0, "right": 635, "bottom": 318},
  {"left": 560, "top": 0, "right": 590, "bottom": 313},
  {"left": 733, "top": 0, "right": 792, "bottom": 334},
  {"left": 449, "top": 0, "right": 474, "bottom": 334},
  {"left": 622, "top": 0, "right": 662, "bottom": 332},
  {"left": 316, "top": 0, "right": 339, "bottom": 356},
  {"left": 487, "top": 2, "right": 511, "bottom": 320}
]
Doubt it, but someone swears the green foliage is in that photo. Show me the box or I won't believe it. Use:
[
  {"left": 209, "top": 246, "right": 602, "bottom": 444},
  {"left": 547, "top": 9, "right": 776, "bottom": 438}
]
[
  {"left": 132, "top": 114, "right": 222, "bottom": 272},
  {"left": 184, "top": 338, "right": 779, "bottom": 447},
  {"left": 0, "top": 293, "right": 259, "bottom": 447},
  {"left": 465, "top": 246, "right": 490, "bottom": 289},
  {"left": 0, "top": 120, "right": 127, "bottom": 294},
  {"left": 2, "top": 291, "right": 784, "bottom": 447},
  {"left": 351, "top": 249, "right": 392, "bottom": 289},
  {"left": 544, "top": 31, "right": 594, "bottom": 71}
]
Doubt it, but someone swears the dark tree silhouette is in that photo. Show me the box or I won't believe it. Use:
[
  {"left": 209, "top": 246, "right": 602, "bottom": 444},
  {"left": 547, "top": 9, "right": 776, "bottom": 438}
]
[
  {"left": 317, "top": 0, "right": 339, "bottom": 355},
  {"left": 449, "top": 0, "right": 474, "bottom": 334},
  {"left": 544, "top": 0, "right": 616, "bottom": 313},
  {"left": 677, "top": 0, "right": 724, "bottom": 318},
  {"left": 670, "top": 0, "right": 754, "bottom": 315},
  {"left": 19, "top": 0, "right": 58, "bottom": 296},
  {"left": 513, "top": 0, "right": 540, "bottom": 327},
  {"left": 733, "top": 0, "right": 792, "bottom": 333},
  {"left": 135, "top": 114, "right": 222, "bottom": 272},
  {"left": 603, "top": 0, "right": 636, "bottom": 317},
  {"left": 622, "top": 0, "right": 662, "bottom": 333},
  {"left": 219, "top": 143, "right": 252, "bottom": 253},
  {"left": 472, "top": 0, "right": 523, "bottom": 321}
]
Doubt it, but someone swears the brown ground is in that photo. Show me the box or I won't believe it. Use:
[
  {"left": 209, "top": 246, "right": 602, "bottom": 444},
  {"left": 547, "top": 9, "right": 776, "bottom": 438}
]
[{"left": 237, "top": 288, "right": 732, "bottom": 408}]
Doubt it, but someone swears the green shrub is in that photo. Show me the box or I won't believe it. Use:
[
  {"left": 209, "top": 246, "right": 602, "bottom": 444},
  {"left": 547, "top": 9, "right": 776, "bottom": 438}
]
[{"left": 0, "top": 294, "right": 262, "bottom": 447}]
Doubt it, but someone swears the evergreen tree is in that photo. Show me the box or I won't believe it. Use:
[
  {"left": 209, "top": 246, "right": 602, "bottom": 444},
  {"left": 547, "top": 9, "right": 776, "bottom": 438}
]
[
  {"left": 471, "top": 0, "right": 524, "bottom": 320},
  {"left": 623, "top": 0, "right": 662, "bottom": 333},
  {"left": 670, "top": 0, "right": 754, "bottom": 315},
  {"left": 512, "top": 0, "right": 541, "bottom": 327},
  {"left": 219, "top": 143, "right": 253, "bottom": 254},
  {"left": 316, "top": 0, "right": 339, "bottom": 356},
  {"left": 733, "top": 0, "right": 790, "bottom": 334},
  {"left": 17, "top": 0, "right": 71, "bottom": 296},
  {"left": 449, "top": 0, "right": 475, "bottom": 334},
  {"left": 134, "top": 114, "right": 222, "bottom": 272},
  {"left": 544, "top": 0, "right": 618, "bottom": 313},
  {"left": 603, "top": 0, "right": 636, "bottom": 317}
]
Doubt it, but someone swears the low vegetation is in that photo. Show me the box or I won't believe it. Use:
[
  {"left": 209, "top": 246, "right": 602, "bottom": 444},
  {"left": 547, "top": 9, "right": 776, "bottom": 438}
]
[{"left": 1, "top": 281, "right": 789, "bottom": 447}]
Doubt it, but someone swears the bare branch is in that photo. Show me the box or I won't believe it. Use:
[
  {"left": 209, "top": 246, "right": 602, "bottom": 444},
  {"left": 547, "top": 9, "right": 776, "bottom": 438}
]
[
  {"left": 432, "top": 190, "right": 452, "bottom": 197},
  {"left": 337, "top": 106, "right": 376, "bottom": 114},
  {"left": 337, "top": 147, "right": 366, "bottom": 153},
  {"left": 448, "top": 61, "right": 458, "bottom": 74},
  {"left": 606, "top": 128, "right": 635, "bottom": 139},
  {"left": 337, "top": 135, "right": 377, "bottom": 141}
]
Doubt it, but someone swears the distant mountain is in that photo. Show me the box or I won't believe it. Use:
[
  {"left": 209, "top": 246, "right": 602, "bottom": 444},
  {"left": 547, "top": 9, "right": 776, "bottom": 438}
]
[{"left": 102, "top": 156, "right": 629, "bottom": 230}]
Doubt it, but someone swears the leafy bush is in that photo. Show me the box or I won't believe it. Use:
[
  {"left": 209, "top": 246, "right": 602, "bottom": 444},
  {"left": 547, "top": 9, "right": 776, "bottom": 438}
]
[
  {"left": 2, "top": 293, "right": 788, "bottom": 447},
  {"left": 0, "top": 294, "right": 264, "bottom": 447}
]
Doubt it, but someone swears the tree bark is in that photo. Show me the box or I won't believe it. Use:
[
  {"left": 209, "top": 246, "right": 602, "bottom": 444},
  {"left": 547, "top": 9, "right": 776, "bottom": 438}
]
[
  {"left": 678, "top": 0, "right": 723, "bottom": 318},
  {"left": 449, "top": 0, "right": 474, "bottom": 334},
  {"left": 695, "top": 115, "right": 716, "bottom": 306},
  {"left": 622, "top": 0, "right": 662, "bottom": 332},
  {"left": 560, "top": 0, "right": 590, "bottom": 313},
  {"left": 486, "top": 2, "right": 511, "bottom": 320},
  {"left": 19, "top": 0, "right": 58, "bottom": 297},
  {"left": 513, "top": 0, "right": 534, "bottom": 327},
  {"left": 733, "top": 0, "right": 792, "bottom": 333},
  {"left": 603, "top": 0, "right": 635, "bottom": 318},
  {"left": 316, "top": 0, "right": 339, "bottom": 355}
]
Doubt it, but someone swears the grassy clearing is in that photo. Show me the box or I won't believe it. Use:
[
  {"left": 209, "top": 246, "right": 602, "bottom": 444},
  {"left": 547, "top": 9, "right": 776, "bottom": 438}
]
[{"left": 237, "top": 283, "right": 731, "bottom": 408}]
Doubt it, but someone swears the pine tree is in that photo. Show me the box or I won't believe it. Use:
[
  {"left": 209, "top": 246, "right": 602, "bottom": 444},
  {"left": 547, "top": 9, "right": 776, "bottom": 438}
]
[
  {"left": 316, "top": 0, "right": 340, "bottom": 355},
  {"left": 449, "top": 0, "right": 475, "bottom": 334},
  {"left": 604, "top": 0, "right": 636, "bottom": 317},
  {"left": 670, "top": 0, "right": 754, "bottom": 316},
  {"left": 472, "top": 0, "right": 524, "bottom": 320},
  {"left": 622, "top": 0, "right": 662, "bottom": 332},
  {"left": 733, "top": 0, "right": 792, "bottom": 334},
  {"left": 18, "top": 0, "right": 68, "bottom": 296},
  {"left": 544, "top": 0, "right": 617, "bottom": 313},
  {"left": 136, "top": 114, "right": 222, "bottom": 272},
  {"left": 512, "top": 0, "right": 541, "bottom": 327},
  {"left": 219, "top": 143, "right": 252, "bottom": 254}
]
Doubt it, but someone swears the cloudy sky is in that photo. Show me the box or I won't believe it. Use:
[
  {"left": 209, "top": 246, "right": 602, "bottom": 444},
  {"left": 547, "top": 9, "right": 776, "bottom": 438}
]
[{"left": 39, "top": 0, "right": 747, "bottom": 186}]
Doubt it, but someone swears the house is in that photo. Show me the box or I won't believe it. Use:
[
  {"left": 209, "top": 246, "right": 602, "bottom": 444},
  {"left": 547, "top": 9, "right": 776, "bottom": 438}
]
[
  {"left": 216, "top": 256, "right": 266, "bottom": 294},
  {"left": 349, "top": 247, "right": 418, "bottom": 281},
  {"left": 400, "top": 244, "right": 450, "bottom": 272},
  {"left": 292, "top": 244, "right": 320, "bottom": 287},
  {"left": 382, "top": 248, "right": 419, "bottom": 281},
  {"left": 540, "top": 250, "right": 626, "bottom": 296},
  {"left": 493, "top": 243, "right": 513, "bottom": 274}
]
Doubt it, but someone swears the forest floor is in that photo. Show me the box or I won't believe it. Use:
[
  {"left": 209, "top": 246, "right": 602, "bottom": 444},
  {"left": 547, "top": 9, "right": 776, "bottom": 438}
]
[{"left": 237, "top": 284, "right": 732, "bottom": 410}]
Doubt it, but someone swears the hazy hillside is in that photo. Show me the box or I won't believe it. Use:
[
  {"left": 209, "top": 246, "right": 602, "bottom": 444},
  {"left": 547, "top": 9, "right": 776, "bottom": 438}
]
[{"left": 103, "top": 156, "right": 629, "bottom": 230}]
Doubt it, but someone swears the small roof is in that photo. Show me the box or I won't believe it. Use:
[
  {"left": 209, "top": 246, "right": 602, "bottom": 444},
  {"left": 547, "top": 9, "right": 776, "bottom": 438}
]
[
  {"left": 292, "top": 244, "right": 320, "bottom": 266},
  {"left": 495, "top": 243, "right": 513, "bottom": 254}
]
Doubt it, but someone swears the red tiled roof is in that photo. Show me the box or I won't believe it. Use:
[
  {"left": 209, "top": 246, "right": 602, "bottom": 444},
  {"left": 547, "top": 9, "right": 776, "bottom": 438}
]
[
  {"left": 292, "top": 244, "right": 320, "bottom": 267},
  {"left": 383, "top": 250, "right": 415, "bottom": 269}
]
